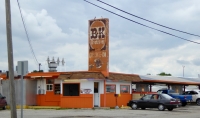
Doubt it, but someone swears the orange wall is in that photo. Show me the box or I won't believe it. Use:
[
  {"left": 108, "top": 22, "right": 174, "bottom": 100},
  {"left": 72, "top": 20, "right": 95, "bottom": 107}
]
[
  {"left": 36, "top": 92, "right": 132, "bottom": 108},
  {"left": 60, "top": 94, "right": 93, "bottom": 108},
  {"left": 36, "top": 91, "right": 60, "bottom": 106},
  {"left": 100, "top": 93, "right": 132, "bottom": 107}
]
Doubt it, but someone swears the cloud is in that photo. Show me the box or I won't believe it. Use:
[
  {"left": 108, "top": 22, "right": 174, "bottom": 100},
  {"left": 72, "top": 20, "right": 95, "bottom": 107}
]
[{"left": 1, "top": 0, "right": 200, "bottom": 78}]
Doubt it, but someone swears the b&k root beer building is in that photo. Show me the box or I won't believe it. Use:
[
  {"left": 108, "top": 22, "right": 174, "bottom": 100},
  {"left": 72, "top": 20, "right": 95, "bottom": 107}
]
[{"left": 1, "top": 18, "right": 142, "bottom": 108}]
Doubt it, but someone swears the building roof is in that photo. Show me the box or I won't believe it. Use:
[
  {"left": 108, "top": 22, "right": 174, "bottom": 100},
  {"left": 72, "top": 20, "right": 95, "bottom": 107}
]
[
  {"left": 139, "top": 75, "right": 200, "bottom": 85},
  {"left": 23, "top": 71, "right": 142, "bottom": 82},
  {"left": 58, "top": 71, "right": 142, "bottom": 82}
]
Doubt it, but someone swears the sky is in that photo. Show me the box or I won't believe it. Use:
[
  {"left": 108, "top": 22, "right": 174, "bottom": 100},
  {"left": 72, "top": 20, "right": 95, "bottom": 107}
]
[{"left": 0, "top": 0, "right": 200, "bottom": 77}]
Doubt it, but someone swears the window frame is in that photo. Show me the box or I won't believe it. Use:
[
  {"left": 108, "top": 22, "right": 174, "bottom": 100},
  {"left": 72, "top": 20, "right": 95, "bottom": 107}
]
[
  {"left": 46, "top": 84, "right": 53, "bottom": 91},
  {"left": 120, "top": 85, "right": 130, "bottom": 94},
  {"left": 54, "top": 84, "right": 61, "bottom": 95},
  {"left": 106, "top": 84, "right": 116, "bottom": 93},
  {"left": 62, "top": 83, "right": 80, "bottom": 96},
  {"left": 46, "top": 79, "right": 54, "bottom": 91}
]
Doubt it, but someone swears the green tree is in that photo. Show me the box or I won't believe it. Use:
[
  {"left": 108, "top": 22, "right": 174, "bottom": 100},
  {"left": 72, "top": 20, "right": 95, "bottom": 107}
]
[{"left": 157, "top": 72, "right": 171, "bottom": 76}]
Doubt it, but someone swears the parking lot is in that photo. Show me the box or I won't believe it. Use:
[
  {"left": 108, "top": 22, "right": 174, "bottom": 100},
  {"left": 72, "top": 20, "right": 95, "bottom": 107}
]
[{"left": 0, "top": 105, "right": 200, "bottom": 118}]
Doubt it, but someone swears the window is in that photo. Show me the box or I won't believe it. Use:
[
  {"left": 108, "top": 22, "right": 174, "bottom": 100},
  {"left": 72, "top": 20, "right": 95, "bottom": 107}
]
[
  {"left": 151, "top": 94, "right": 160, "bottom": 100},
  {"left": 120, "top": 85, "right": 130, "bottom": 93},
  {"left": 63, "top": 83, "right": 79, "bottom": 96},
  {"left": 46, "top": 84, "right": 53, "bottom": 91},
  {"left": 46, "top": 79, "right": 54, "bottom": 91},
  {"left": 106, "top": 85, "right": 116, "bottom": 93},
  {"left": 142, "top": 94, "right": 152, "bottom": 100},
  {"left": 54, "top": 84, "right": 60, "bottom": 94},
  {"left": 190, "top": 91, "right": 198, "bottom": 95}
]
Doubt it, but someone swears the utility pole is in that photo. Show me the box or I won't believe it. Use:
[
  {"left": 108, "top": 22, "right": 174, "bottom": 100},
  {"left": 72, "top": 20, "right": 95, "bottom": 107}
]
[
  {"left": 182, "top": 65, "right": 185, "bottom": 77},
  {"left": 39, "top": 63, "right": 41, "bottom": 71},
  {"left": 5, "top": 0, "right": 17, "bottom": 118}
]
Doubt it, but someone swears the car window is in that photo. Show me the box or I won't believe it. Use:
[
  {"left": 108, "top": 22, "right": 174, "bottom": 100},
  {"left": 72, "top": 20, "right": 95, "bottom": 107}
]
[
  {"left": 191, "top": 91, "right": 198, "bottom": 94},
  {"left": 151, "top": 94, "right": 160, "bottom": 100},
  {"left": 142, "top": 94, "right": 152, "bottom": 100},
  {"left": 183, "top": 91, "right": 189, "bottom": 95}
]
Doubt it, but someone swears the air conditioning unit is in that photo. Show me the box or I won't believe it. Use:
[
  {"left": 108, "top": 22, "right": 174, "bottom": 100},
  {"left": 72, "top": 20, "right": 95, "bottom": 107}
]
[
  {"left": 38, "top": 89, "right": 45, "bottom": 94},
  {"left": 40, "top": 89, "right": 45, "bottom": 94}
]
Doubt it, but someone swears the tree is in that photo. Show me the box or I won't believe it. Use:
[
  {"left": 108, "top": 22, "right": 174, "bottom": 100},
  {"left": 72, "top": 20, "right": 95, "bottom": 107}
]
[{"left": 157, "top": 72, "right": 171, "bottom": 76}]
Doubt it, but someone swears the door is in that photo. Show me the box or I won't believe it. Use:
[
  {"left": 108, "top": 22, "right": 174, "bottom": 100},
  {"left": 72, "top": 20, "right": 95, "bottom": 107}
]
[
  {"left": 94, "top": 82, "right": 99, "bottom": 107},
  {"left": 138, "top": 94, "right": 152, "bottom": 108},
  {"left": 190, "top": 91, "right": 198, "bottom": 102},
  {"left": 149, "top": 94, "right": 160, "bottom": 108}
]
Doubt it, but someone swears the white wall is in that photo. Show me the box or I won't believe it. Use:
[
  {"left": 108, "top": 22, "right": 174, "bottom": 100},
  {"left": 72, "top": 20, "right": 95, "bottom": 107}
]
[
  {"left": 62, "top": 79, "right": 104, "bottom": 94},
  {"left": 106, "top": 81, "right": 132, "bottom": 94},
  {"left": 36, "top": 79, "right": 46, "bottom": 94}
]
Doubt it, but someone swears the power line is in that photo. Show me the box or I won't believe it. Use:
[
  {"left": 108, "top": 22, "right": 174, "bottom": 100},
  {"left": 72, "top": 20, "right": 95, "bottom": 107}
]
[
  {"left": 97, "top": 0, "right": 200, "bottom": 38},
  {"left": 84, "top": 0, "right": 200, "bottom": 44},
  {"left": 17, "top": 0, "right": 39, "bottom": 65}
]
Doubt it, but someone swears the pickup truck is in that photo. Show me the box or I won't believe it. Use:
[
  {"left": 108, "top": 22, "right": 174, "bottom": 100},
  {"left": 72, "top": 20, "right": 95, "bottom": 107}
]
[{"left": 157, "top": 89, "right": 192, "bottom": 106}]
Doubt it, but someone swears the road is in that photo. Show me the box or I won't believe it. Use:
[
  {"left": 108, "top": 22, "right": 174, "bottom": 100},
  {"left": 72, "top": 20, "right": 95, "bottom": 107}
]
[{"left": 0, "top": 105, "right": 199, "bottom": 118}]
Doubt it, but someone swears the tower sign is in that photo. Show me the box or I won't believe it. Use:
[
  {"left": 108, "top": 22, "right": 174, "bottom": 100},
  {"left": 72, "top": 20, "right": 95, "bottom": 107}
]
[{"left": 88, "top": 18, "right": 109, "bottom": 75}]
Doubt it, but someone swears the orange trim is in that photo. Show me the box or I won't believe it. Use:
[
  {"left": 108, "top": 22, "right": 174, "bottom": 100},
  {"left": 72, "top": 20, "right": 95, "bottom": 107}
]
[
  {"left": 0, "top": 74, "right": 7, "bottom": 79},
  {"left": 60, "top": 94, "right": 93, "bottom": 108},
  {"left": 101, "top": 71, "right": 109, "bottom": 77},
  {"left": 104, "top": 80, "right": 106, "bottom": 107},
  {"left": 100, "top": 93, "right": 132, "bottom": 107},
  {"left": 0, "top": 73, "right": 20, "bottom": 80},
  {"left": 24, "top": 72, "right": 65, "bottom": 79},
  {"left": 36, "top": 91, "right": 60, "bottom": 106}
]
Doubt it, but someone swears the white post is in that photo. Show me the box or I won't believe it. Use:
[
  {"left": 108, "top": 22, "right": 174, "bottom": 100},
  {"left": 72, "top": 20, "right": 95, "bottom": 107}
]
[{"left": 60, "top": 80, "right": 63, "bottom": 94}]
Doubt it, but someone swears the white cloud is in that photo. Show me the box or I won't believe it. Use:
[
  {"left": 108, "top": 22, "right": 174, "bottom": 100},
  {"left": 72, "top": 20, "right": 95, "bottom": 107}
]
[{"left": 1, "top": 0, "right": 200, "bottom": 78}]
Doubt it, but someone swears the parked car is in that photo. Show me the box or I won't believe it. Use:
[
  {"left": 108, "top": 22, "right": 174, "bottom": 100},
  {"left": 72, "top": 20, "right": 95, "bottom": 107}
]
[
  {"left": 182, "top": 90, "right": 200, "bottom": 106},
  {"left": 127, "top": 93, "right": 180, "bottom": 111},
  {"left": 157, "top": 89, "right": 192, "bottom": 106},
  {"left": 0, "top": 93, "right": 7, "bottom": 110}
]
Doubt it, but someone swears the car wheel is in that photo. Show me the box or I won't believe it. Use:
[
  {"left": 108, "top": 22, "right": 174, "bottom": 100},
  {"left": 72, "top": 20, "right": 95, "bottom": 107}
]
[
  {"left": 2, "top": 106, "right": 6, "bottom": 110},
  {"left": 196, "top": 99, "right": 200, "bottom": 106},
  {"left": 141, "top": 107, "right": 146, "bottom": 110},
  {"left": 167, "top": 108, "right": 173, "bottom": 111},
  {"left": 158, "top": 104, "right": 165, "bottom": 111},
  {"left": 131, "top": 103, "right": 138, "bottom": 110}
]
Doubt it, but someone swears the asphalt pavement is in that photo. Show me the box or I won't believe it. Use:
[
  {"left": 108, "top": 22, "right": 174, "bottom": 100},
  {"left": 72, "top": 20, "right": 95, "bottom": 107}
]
[{"left": 0, "top": 105, "right": 200, "bottom": 118}]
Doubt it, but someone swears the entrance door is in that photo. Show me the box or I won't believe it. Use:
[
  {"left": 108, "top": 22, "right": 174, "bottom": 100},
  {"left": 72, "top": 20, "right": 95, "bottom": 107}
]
[{"left": 94, "top": 82, "right": 99, "bottom": 107}]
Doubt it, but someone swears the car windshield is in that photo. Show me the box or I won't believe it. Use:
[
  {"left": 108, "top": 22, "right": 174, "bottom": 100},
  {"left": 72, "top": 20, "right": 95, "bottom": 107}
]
[{"left": 161, "top": 94, "right": 173, "bottom": 99}]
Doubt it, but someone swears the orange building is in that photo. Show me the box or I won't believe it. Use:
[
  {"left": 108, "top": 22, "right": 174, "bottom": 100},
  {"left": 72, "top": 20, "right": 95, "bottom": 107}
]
[
  {"left": 24, "top": 71, "right": 141, "bottom": 108},
  {"left": 23, "top": 18, "right": 141, "bottom": 108}
]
